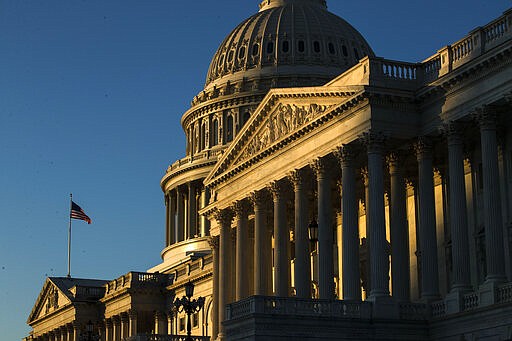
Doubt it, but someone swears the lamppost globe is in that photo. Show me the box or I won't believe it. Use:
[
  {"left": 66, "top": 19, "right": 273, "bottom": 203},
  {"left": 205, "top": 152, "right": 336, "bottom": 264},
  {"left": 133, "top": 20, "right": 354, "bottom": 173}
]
[
  {"left": 185, "top": 281, "right": 194, "bottom": 298},
  {"left": 308, "top": 219, "right": 319, "bottom": 243}
]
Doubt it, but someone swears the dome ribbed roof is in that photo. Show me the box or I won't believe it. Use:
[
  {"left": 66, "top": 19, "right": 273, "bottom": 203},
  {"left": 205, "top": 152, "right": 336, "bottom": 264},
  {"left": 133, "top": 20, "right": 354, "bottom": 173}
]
[{"left": 204, "top": 0, "right": 374, "bottom": 92}]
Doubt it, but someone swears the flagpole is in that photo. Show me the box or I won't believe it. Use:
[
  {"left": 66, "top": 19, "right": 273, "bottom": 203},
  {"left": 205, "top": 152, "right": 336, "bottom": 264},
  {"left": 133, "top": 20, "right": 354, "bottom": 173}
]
[{"left": 67, "top": 193, "right": 72, "bottom": 278}]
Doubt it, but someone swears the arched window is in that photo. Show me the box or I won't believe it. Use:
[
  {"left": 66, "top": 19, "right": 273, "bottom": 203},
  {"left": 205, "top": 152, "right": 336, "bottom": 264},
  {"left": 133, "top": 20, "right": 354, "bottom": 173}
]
[
  {"left": 298, "top": 40, "right": 305, "bottom": 53},
  {"left": 282, "top": 40, "right": 290, "bottom": 53},
  {"left": 201, "top": 122, "right": 206, "bottom": 150},
  {"left": 267, "top": 41, "right": 274, "bottom": 54},
  {"left": 328, "top": 42, "right": 336, "bottom": 55},
  {"left": 212, "top": 119, "right": 219, "bottom": 146},
  {"left": 226, "top": 115, "right": 234, "bottom": 142},
  {"left": 252, "top": 43, "right": 260, "bottom": 56},
  {"left": 313, "top": 41, "right": 321, "bottom": 53}
]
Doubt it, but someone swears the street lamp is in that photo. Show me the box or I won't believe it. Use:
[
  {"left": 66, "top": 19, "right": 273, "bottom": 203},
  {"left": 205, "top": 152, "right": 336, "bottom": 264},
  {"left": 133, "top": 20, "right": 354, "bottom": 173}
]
[
  {"left": 174, "top": 281, "right": 205, "bottom": 341},
  {"left": 79, "top": 320, "right": 99, "bottom": 341},
  {"left": 308, "top": 219, "right": 319, "bottom": 250}
]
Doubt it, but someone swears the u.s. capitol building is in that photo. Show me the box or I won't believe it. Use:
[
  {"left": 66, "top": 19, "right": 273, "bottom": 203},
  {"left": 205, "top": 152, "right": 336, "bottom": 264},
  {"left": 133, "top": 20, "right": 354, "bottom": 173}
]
[{"left": 26, "top": 0, "right": 512, "bottom": 340}]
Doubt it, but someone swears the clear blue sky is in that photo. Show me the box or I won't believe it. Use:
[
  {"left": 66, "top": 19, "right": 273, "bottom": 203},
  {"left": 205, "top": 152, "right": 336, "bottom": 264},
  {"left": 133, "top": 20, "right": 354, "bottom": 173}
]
[{"left": 0, "top": 0, "right": 509, "bottom": 339}]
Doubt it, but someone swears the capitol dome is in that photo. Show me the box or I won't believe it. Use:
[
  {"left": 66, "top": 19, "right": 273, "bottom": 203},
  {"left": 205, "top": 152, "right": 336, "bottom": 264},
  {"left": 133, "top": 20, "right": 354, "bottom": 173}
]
[{"left": 203, "top": 0, "right": 375, "bottom": 92}]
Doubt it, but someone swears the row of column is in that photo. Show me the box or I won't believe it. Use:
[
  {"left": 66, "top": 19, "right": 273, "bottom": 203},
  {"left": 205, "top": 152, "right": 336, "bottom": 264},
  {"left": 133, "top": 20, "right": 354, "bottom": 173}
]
[
  {"left": 103, "top": 310, "right": 137, "bottom": 341},
  {"left": 209, "top": 112, "right": 508, "bottom": 339},
  {"left": 165, "top": 181, "right": 210, "bottom": 246},
  {"left": 32, "top": 323, "right": 79, "bottom": 341}
]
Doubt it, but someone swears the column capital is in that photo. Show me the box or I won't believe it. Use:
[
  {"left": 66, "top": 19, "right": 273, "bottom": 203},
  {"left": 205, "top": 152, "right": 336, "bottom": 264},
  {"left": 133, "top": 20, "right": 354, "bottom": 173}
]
[
  {"left": 473, "top": 106, "right": 498, "bottom": 130},
  {"left": 288, "top": 168, "right": 307, "bottom": 189},
  {"left": 208, "top": 236, "right": 219, "bottom": 250},
  {"left": 310, "top": 156, "right": 331, "bottom": 176},
  {"left": 269, "top": 180, "right": 287, "bottom": 200},
  {"left": 214, "top": 208, "right": 234, "bottom": 226},
  {"left": 359, "top": 131, "right": 386, "bottom": 153},
  {"left": 233, "top": 199, "right": 251, "bottom": 217},
  {"left": 439, "top": 121, "right": 465, "bottom": 145},
  {"left": 250, "top": 190, "right": 267, "bottom": 207},
  {"left": 334, "top": 144, "right": 356, "bottom": 167},
  {"left": 386, "top": 151, "right": 404, "bottom": 169},
  {"left": 414, "top": 136, "right": 433, "bottom": 158}
]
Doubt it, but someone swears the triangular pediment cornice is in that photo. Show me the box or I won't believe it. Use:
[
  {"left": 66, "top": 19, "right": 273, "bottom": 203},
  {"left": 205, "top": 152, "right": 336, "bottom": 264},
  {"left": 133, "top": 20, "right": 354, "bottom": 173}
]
[
  {"left": 27, "top": 278, "right": 73, "bottom": 325},
  {"left": 204, "top": 85, "right": 367, "bottom": 188}
]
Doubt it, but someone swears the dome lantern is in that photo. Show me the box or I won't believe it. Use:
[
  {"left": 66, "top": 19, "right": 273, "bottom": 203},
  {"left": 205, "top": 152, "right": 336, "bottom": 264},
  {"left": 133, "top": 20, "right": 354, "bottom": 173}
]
[{"left": 259, "top": 0, "right": 327, "bottom": 11}]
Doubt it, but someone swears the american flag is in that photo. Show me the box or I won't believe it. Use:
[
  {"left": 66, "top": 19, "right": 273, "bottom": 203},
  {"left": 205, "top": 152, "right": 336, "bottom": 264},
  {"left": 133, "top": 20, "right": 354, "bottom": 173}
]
[{"left": 70, "top": 201, "right": 91, "bottom": 224}]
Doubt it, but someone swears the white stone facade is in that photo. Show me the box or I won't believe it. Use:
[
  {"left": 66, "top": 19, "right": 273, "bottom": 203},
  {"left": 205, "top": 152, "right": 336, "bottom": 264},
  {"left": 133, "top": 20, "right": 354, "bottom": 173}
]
[{"left": 26, "top": 1, "right": 512, "bottom": 340}]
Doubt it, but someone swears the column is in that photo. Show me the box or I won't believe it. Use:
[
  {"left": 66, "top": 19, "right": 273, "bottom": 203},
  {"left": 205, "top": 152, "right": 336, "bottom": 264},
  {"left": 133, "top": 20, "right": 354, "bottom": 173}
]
[
  {"left": 201, "top": 187, "right": 211, "bottom": 236},
  {"left": 169, "top": 190, "right": 177, "bottom": 245},
  {"left": 388, "top": 152, "right": 411, "bottom": 301},
  {"left": 363, "top": 132, "right": 390, "bottom": 300},
  {"left": 67, "top": 324, "right": 75, "bottom": 341},
  {"left": 270, "top": 180, "right": 289, "bottom": 297},
  {"left": 177, "top": 186, "right": 185, "bottom": 242},
  {"left": 72, "top": 322, "right": 80, "bottom": 341},
  {"left": 288, "top": 169, "right": 311, "bottom": 298},
  {"left": 251, "top": 191, "right": 270, "bottom": 295},
  {"left": 443, "top": 122, "right": 472, "bottom": 291},
  {"left": 215, "top": 209, "right": 234, "bottom": 340},
  {"left": 112, "top": 316, "right": 121, "bottom": 341},
  {"left": 475, "top": 110, "right": 507, "bottom": 283},
  {"left": 234, "top": 200, "right": 250, "bottom": 300},
  {"left": 335, "top": 146, "right": 361, "bottom": 300},
  {"left": 60, "top": 326, "right": 68, "bottom": 341},
  {"left": 155, "top": 311, "right": 167, "bottom": 335},
  {"left": 120, "top": 313, "right": 129, "bottom": 339},
  {"left": 128, "top": 309, "right": 137, "bottom": 337},
  {"left": 208, "top": 237, "right": 219, "bottom": 339},
  {"left": 415, "top": 137, "right": 440, "bottom": 301},
  {"left": 312, "top": 158, "right": 335, "bottom": 299},
  {"left": 188, "top": 182, "right": 197, "bottom": 239}
]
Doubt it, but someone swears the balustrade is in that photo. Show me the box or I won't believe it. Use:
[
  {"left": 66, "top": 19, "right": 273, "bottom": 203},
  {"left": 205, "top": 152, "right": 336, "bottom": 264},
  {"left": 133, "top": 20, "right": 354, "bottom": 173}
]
[{"left": 226, "top": 296, "right": 371, "bottom": 320}]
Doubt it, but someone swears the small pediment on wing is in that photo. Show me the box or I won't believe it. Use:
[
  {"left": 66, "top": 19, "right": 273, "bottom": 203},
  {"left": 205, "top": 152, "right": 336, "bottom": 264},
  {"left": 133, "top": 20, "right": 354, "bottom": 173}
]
[{"left": 27, "top": 278, "right": 73, "bottom": 324}]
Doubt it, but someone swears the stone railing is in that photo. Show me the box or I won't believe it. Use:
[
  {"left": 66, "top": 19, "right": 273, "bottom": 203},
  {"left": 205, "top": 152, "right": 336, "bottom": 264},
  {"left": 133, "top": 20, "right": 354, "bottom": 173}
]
[
  {"left": 331, "top": 9, "right": 511, "bottom": 90},
  {"left": 463, "top": 292, "right": 479, "bottom": 310},
  {"left": 226, "top": 296, "right": 371, "bottom": 320},
  {"left": 399, "top": 302, "right": 428, "bottom": 320},
  {"left": 105, "top": 272, "right": 169, "bottom": 294},
  {"left": 497, "top": 282, "right": 512, "bottom": 303},
  {"left": 166, "top": 148, "right": 224, "bottom": 174},
  {"left": 431, "top": 300, "right": 446, "bottom": 318},
  {"left": 125, "top": 335, "right": 210, "bottom": 341}
]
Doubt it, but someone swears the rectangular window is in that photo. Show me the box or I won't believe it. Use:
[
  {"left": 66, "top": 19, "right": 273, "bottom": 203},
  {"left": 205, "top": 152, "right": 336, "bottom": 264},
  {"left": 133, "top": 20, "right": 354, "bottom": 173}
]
[
  {"left": 179, "top": 317, "right": 186, "bottom": 332},
  {"left": 192, "top": 312, "right": 199, "bottom": 329}
]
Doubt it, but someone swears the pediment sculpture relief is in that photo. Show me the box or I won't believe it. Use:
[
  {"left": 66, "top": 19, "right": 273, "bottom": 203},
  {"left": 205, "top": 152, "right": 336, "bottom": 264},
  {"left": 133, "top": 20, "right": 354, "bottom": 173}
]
[{"left": 238, "top": 103, "right": 332, "bottom": 163}]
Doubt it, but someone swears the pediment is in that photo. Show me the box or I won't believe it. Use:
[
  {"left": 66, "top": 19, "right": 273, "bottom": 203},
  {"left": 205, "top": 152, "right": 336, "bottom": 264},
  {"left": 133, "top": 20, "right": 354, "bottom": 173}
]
[
  {"left": 27, "top": 278, "right": 73, "bottom": 324},
  {"left": 205, "top": 86, "right": 365, "bottom": 187}
]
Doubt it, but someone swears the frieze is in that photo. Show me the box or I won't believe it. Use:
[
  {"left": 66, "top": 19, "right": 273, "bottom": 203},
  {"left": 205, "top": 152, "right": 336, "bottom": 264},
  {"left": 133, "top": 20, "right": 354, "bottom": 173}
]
[{"left": 237, "top": 103, "right": 332, "bottom": 163}]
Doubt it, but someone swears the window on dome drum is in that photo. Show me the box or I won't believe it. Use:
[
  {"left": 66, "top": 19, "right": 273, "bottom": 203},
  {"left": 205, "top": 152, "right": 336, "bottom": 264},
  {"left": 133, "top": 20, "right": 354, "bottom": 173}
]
[
  {"left": 201, "top": 122, "right": 206, "bottom": 150},
  {"left": 313, "top": 41, "right": 321, "bottom": 53},
  {"left": 282, "top": 40, "right": 290, "bottom": 53},
  {"left": 212, "top": 119, "right": 219, "bottom": 146},
  {"left": 238, "top": 46, "right": 246, "bottom": 59},
  {"left": 252, "top": 43, "right": 260, "bottom": 56},
  {"left": 298, "top": 40, "right": 305, "bottom": 53},
  {"left": 267, "top": 41, "right": 274, "bottom": 54},
  {"left": 328, "top": 42, "right": 336, "bottom": 55},
  {"left": 226, "top": 115, "right": 234, "bottom": 142},
  {"left": 342, "top": 45, "right": 348, "bottom": 57}
]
